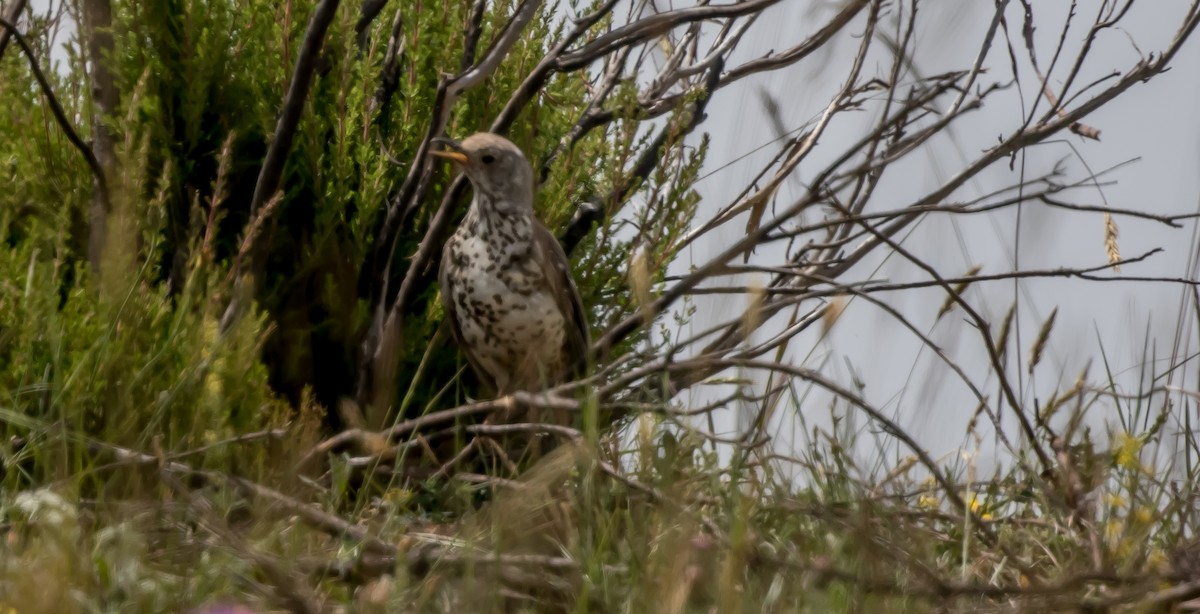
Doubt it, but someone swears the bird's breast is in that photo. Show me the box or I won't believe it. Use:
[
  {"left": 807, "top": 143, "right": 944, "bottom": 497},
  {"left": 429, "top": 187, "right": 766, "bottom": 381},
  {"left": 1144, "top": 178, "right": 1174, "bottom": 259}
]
[{"left": 445, "top": 228, "right": 567, "bottom": 390}]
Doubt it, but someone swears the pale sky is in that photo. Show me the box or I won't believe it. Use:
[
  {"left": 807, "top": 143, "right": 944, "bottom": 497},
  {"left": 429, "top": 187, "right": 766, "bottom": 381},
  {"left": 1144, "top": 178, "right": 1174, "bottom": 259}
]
[{"left": 678, "top": 1, "right": 1200, "bottom": 475}]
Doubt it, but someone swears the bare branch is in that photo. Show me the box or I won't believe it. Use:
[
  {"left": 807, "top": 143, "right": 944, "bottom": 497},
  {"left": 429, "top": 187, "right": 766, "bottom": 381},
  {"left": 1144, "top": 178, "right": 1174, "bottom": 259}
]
[
  {"left": 0, "top": 0, "right": 25, "bottom": 60},
  {"left": 555, "top": 0, "right": 785, "bottom": 70},
  {"left": 355, "top": 0, "right": 388, "bottom": 51},
  {"left": 247, "top": 0, "right": 342, "bottom": 219},
  {"left": 0, "top": 16, "right": 110, "bottom": 220}
]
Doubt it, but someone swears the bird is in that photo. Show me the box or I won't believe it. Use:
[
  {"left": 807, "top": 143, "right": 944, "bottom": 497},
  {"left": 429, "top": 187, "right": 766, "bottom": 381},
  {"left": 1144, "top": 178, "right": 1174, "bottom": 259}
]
[{"left": 430, "top": 133, "right": 590, "bottom": 413}]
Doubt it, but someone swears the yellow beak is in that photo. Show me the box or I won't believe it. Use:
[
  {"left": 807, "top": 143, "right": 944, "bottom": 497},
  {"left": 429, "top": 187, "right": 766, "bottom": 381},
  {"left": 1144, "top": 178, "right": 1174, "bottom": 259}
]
[{"left": 429, "top": 137, "right": 469, "bottom": 164}]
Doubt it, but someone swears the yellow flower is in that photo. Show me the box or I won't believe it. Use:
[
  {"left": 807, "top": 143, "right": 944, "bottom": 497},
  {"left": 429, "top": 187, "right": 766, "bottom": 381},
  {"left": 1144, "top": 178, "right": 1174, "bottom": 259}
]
[
  {"left": 1106, "top": 492, "right": 1127, "bottom": 509},
  {"left": 382, "top": 488, "right": 412, "bottom": 509},
  {"left": 968, "top": 495, "right": 993, "bottom": 520},
  {"left": 1105, "top": 519, "right": 1123, "bottom": 544},
  {"left": 1146, "top": 548, "right": 1170, "bottom": 573},
  {"left": 1113, "top": 432, "right": 1144, "bottom": 470}
]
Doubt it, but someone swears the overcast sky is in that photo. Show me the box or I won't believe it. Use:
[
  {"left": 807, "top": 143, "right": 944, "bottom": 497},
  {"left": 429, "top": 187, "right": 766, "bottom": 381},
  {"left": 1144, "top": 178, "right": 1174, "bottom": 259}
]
[{"left": 676, "top": 1, "right": 1200, "bottom": 475}]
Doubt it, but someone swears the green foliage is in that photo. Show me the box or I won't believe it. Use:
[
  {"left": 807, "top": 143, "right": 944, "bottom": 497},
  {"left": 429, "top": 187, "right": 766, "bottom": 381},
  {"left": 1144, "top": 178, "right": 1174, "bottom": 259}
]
[
  {"left": 5, "top": 0, "right": 694, "bottom": 431},
  {"left": 0, "top": 0, "right": 714, "bottom": 604}
]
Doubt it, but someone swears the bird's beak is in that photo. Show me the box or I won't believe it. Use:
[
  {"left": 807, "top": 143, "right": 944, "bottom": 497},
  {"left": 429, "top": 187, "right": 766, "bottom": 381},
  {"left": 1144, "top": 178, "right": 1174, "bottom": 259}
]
[{"left": 429, "top": 137, "right": 469, "bottom": 165}]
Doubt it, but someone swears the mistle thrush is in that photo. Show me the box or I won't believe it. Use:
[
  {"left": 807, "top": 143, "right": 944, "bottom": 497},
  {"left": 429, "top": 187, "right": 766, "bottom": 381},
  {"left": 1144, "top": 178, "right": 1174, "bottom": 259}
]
[{"left": 431, "top": 133, "right": 590, "bottom": 405}]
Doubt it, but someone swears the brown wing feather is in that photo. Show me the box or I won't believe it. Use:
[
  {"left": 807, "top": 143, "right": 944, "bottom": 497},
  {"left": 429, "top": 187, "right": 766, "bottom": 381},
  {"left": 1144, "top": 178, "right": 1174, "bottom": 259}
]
[
  {"left": 532, "top": 221, "right": 591, "bottom": 382},
  {"left": 439, "top": 242, "right": 498, "bottom": 396}
]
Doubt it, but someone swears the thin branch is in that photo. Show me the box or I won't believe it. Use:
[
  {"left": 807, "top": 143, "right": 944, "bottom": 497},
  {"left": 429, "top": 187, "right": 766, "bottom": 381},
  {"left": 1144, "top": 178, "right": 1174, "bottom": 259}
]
[
  {"left": 355, "top": 0, "right": 388, "bottom": 51},
  {"left": 0, "top": 16, "right": 110, "bottom": 216},
  {"left": 0, "top": 0, "right": 26, "bottom": 60},
  {"left": 555, "top": 0, "right": 785, "bottom": 70},
  {"left": 247, "top": 0, "right": 342, "bottom": 219}
]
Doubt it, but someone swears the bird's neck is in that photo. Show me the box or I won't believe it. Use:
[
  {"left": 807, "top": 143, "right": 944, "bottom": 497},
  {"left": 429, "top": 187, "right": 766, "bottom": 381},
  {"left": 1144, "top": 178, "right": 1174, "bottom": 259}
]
[{"left": 466, "top": 193, "right": 535, "bottom": 244}]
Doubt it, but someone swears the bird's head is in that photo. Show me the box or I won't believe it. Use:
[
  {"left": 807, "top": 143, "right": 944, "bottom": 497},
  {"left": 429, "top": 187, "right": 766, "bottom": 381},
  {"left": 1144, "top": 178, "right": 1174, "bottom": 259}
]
[{"left": 430, "top": 133, "right": 534, "bottom": 213}]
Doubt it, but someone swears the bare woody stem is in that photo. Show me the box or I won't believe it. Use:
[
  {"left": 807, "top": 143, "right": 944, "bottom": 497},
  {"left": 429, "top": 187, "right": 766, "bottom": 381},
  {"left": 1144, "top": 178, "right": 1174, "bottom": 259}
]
[
  {"left": 0, "top": 0, "right": 26, "bottom": 60},
  {"left": 81, "top": 0, "right": 118, "bottom": 275},
  {"left": 0, "top": 16, "right": 110, "bottom": 219},
  {"left": 242, "top": 0, "right": 342, "bottom": 285}
]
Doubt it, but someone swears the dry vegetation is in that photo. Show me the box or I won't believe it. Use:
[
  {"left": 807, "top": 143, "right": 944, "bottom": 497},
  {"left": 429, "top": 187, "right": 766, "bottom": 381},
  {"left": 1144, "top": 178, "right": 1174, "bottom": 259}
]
[{"left": 1, "top": 0, "right": 1200, "bottom": 611}]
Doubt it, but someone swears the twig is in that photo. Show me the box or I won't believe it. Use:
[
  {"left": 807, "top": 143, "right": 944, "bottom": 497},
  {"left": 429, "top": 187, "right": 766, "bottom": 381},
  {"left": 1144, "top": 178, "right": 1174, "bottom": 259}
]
[
  {"left": 355, "top": 0, "right": 389, "bottom": 51},
  {"left": 371, "top": 6, "right": 405, "bottom": 116},
  {"left": 0, "top": 0, "right": 26, "bottom": 60},
  {"left": 247, "top": 0, "right": 342, "bottom": 219},
  {"left": 0, "top": 16, "right": 110, "bottom": 218},
  {"left": 555, "top": 0, "right": 784, "bottom": 70},
  {"left": 160, "top": 470, "right": 322, "bottom": 614},
  {"left": 242, "top": 0, "right": 343, "bottom": 294}
]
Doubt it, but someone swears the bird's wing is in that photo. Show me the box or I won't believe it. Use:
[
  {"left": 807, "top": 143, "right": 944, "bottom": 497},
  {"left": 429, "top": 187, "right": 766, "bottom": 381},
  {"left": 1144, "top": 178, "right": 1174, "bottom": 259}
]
[
  {"left": 532, "top": 221, "right": 591, "bottom": 381},
  {"left": 439, "top": 243, "right": 498, "bottom": 396}
]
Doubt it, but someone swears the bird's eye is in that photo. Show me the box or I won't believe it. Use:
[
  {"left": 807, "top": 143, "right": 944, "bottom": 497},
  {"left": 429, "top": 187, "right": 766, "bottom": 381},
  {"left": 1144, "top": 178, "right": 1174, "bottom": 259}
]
[{"left": 481, "top": 154, "right": 496, "bottom": 164}]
